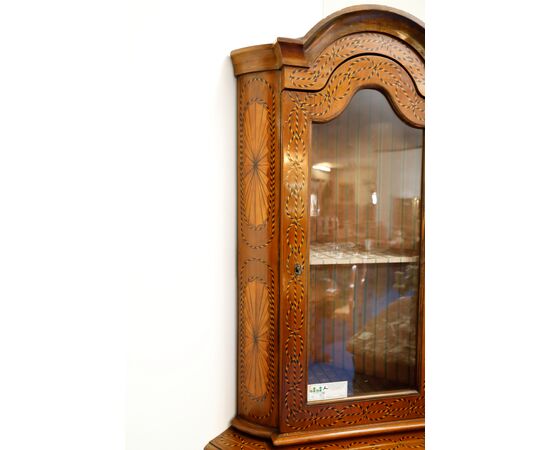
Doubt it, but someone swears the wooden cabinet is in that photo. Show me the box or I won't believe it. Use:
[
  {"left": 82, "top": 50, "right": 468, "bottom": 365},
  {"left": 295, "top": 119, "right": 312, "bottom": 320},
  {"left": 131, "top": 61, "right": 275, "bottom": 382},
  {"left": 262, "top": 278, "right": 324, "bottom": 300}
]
[{"left": 207, "top": 6, "right": 425, "bottom": 449}]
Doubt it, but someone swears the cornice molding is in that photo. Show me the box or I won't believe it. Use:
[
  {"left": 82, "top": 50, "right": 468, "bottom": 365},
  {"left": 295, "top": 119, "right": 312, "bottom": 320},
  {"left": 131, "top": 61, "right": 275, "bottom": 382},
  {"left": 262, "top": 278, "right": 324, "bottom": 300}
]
[{"left": 230, "top": 5, "right": 424, "bottom": 76}]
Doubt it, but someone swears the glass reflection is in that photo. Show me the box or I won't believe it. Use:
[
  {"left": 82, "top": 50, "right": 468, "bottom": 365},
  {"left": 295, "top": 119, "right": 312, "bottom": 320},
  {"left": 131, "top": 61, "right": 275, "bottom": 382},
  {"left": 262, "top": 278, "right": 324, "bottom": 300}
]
[{"left": 307, "top": 89, "right": 423, "bottom": 402}]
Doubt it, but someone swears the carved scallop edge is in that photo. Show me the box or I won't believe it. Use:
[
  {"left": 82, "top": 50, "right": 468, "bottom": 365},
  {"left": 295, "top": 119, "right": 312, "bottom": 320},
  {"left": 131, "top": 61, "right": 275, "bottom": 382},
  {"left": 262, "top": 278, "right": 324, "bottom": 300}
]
[{"left": 280, "top": 56, "right": 424, "bottom": 432}]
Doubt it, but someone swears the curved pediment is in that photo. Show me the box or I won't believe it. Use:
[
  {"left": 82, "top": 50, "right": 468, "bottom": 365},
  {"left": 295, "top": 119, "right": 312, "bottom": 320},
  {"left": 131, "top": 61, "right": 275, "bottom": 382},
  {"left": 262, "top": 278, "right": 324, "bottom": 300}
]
[
  {"left": 230, "top": 5, "right": 424, "bottom": 78},
  {"left": 299, "top": 54, "right": 424, "bottom": 128},
  {"left": 282, "top": 32, "right": 424, "bottom": 96}
]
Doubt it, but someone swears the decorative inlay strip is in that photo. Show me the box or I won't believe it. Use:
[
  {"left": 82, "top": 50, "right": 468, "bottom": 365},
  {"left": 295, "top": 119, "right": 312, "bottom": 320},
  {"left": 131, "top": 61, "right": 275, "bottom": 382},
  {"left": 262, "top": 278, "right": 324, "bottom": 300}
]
[
  {"left": 280, "top": 54, "right": 424, "bottom": 433},
  {"left": 301, "top": 55, "right": 424, "bottom": 127},
  {"left": 281, "top": 90, "right": 309, "bottom": 431},
  {"left": 237, "top": 72, "right": 279, "bottom": 428},
  {"left": 210, "top": 428, "right": 270, "bottom": 449},
  {"left": 284, "top": 32, "right": 424, "bottom": 96},
  {"left": 208, "top": 428, "right": 425, "bottom": 449}
]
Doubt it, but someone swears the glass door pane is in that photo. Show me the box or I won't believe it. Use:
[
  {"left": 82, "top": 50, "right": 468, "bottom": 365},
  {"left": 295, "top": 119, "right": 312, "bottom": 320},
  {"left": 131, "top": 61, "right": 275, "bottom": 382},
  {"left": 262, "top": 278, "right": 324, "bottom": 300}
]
[{"left": 307, "top": 89, "right": 423, "bottom": 403}]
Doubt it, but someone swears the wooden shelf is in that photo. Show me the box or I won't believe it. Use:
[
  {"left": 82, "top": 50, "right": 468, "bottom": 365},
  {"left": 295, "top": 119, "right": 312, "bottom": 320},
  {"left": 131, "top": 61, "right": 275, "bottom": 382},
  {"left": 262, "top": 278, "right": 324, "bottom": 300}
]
[{"left": 310, "top": 244, "right": 419, "bottom": 266}]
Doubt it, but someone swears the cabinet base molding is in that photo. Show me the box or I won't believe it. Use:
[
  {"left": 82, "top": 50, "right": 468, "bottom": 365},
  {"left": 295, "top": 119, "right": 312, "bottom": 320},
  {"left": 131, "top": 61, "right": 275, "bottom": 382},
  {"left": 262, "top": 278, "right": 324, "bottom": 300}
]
[
  {"left": 230, "top": 416, "right": 424, "bottom": 446},
  {"left": 206, "top": 427, "right": 424, "bottom": 449}
]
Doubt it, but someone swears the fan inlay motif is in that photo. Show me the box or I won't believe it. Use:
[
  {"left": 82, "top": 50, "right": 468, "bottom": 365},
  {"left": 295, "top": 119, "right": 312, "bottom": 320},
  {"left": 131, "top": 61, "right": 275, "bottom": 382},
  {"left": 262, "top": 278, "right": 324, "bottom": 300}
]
[
  {"left": 243, "top": 280, "right": 270, "bottom": 399},
  {"left": 242, "top": 102, "right": 270, "bottom": 226}
]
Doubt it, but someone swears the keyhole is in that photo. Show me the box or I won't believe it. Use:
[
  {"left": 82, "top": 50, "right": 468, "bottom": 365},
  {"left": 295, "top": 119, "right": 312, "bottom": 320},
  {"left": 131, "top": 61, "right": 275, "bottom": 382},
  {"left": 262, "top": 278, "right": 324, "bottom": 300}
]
[{"left": 294, "top": 264, "right": 303, "bottom": 276}]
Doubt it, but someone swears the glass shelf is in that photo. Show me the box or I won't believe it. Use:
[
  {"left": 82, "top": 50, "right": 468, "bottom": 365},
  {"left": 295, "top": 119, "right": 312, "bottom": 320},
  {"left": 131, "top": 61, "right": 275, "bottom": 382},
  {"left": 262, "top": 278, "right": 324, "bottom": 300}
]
[
  {"left": 307, "top": 89, "right": 423, "bottom": 402},
  {"left": 310, "top": 243, "right": 418, "bottom": 266}
]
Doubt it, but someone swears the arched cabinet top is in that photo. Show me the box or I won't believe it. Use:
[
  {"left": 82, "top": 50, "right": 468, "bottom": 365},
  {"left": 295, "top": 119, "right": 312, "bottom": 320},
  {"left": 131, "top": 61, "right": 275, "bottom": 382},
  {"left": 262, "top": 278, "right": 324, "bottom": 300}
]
[
  {"left": 230, "top": 5, "right": 425, "bottom": 78},
  {"left": 293, "top": 54, "right": 425, "bottom": 127},
  {"left": 225, "top": 6, "right": 426, "bottom": 444}
]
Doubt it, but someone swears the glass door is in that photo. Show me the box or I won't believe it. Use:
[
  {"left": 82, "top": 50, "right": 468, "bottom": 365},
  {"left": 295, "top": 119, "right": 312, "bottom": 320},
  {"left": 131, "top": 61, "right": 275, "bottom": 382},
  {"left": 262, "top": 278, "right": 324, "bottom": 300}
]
[{"left": 307, "top": 89, "right": 423, "bottom": 403}]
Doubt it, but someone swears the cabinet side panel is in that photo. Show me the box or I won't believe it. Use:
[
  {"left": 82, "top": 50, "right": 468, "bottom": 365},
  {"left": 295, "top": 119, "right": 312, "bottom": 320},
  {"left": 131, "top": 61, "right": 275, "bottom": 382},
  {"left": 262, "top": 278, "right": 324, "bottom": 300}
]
[{"left": 237, "top": 72, "right": 280, "bottom": 428}]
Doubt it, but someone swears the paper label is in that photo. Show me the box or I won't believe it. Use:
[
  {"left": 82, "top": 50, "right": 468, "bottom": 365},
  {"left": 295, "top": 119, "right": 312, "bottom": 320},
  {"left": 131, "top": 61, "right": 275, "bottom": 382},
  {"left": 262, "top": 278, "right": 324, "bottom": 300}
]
[{"left": 307, "top": 381, "right": 348, "bottom": 402}]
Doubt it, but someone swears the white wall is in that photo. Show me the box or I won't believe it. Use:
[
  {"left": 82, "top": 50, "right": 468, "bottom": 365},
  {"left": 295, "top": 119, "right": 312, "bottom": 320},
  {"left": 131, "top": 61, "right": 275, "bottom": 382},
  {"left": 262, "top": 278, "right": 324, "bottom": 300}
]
[
  {"left": 323, "top": 0, "right": 424, "bottom": 20},
  {"left": 124, "top": 2, "right": 327, "bottom": 449}
]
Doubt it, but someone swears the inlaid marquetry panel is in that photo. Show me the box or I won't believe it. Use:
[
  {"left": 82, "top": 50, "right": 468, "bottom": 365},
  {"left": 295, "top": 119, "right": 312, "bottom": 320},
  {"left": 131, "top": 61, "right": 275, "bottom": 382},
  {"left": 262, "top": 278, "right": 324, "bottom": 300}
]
[
  {"left": 237, "top": 72, "right": 280, "bottom": 428},
  {"left": 239, "top": 259, "right": 276, "bottom": 420},
  {"left": 242, "top": 103, "right": 271, "bottom": 226},
  {"left": 239, "top": 75, "right": 278, "bottom": 248},
  {"left": 301, "top": 55, "right": 424, "bottom": 127},
  {"left": 243, "top": 280, "right": 270, "bottom": 399},
  {"left": 221, "top": 8, "right": 426, "bottom": 448},
  {"left": 283, "top": 32, "right": 424, "bottom": 96},
  {"left": 207, "top": 428, "right": 425, "bottom": 449},
  {"left": 280, "top": 53, "right": 424, "bottom": 432}
]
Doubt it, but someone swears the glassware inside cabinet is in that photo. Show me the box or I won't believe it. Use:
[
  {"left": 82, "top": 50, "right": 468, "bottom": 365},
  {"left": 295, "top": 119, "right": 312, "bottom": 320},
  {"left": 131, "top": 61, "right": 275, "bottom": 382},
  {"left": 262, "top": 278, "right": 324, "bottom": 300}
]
[{"left": 307, "top": 89, "right": 423, "bottom": 403}]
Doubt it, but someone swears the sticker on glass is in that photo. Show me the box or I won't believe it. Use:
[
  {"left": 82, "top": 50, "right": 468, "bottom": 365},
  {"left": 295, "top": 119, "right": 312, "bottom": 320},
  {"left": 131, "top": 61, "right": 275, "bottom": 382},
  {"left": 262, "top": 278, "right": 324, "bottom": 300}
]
[{"left": 307, "top": 381, "right": 348, "bottom": 402}]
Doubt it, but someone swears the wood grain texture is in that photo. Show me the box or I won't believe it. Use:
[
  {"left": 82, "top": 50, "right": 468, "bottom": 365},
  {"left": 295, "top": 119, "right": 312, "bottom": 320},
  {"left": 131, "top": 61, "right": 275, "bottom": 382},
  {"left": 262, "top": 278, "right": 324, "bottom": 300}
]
[
  {"left": 242, "top": 103, "right": 271, "bottom": 226},
  {"left": 230, "top": 5, "right": 424, "bottom": 76},
  {"left": 283, "top": 32, "right": 424, "bottom": 96},
  {"left": 280, "top": 89, "right": 309, "bottom": 432},
  {"left": 207, "top": 428, "right": 424, "bottom": 449},
  {"left": 239, "top": 75, "right": 278, "bottom": 247},
  {"left": 298, "top": 6, "right": 424, "bottom": 61},
  {"left": 243, "top": 280, "right": 271, "bottom": 398},
  {"left": 279, "top": 53, "right": 424, "bottom": 433},
  {"left": 237, "top": 72, "right": 280, "bottom": 427},
  {"left": 215, "top": 6, "right": 426, "bottom": 448},
  {"left": 300, "top": 55, "right": 424, "bottom": 127}
]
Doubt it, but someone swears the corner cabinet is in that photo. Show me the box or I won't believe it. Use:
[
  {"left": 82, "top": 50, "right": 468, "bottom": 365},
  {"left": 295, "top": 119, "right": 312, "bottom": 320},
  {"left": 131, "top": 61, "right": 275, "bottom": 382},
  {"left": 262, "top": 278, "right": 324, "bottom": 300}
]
[{"left": 207, "top": 6, "right": 425, "bottom": 449}]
